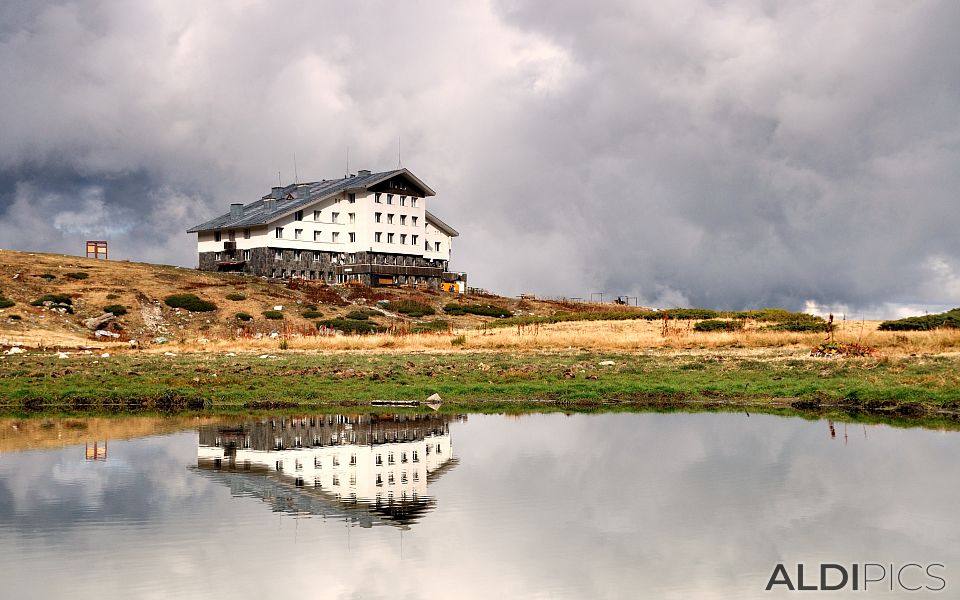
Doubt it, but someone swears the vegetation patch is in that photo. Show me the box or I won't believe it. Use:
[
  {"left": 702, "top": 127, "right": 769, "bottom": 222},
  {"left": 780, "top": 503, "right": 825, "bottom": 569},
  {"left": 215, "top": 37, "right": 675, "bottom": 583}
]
[
  {"left": 7, "top": 314, "right": 21, "bottom": 321},
  {"left": 765, "top": 320, "right": 829, "bottom": 332},
  {"left": 412, "top": 319, "right": 451, "bottom": 333},
  {"left": 235, "top": 312, "right": 253, "bottom": 322},
  {"left": 39, "top": 273, "right": 56, "bottom": 281},
  {"left": 225, "top": 292, "right": 247, "bottom": 301},
  {"left": 387, "top": 300, "right": 436, "bottom": 317},
  {"left": 0, "top": 295, "right": 14, "bottom": 309},
  {"left": 693, "top": 319, "right": 743, "bottom": 332},
  {"left": 106, "top": 293, "right": 121, "bottom": 300},
  {"left": 317, "top": 318, "right": 381, "bottom": 334},
  {"left": 451, "top": 334, "right": 467, "bottom": 346},
  {"left": 102, "top": 304, "right": 128, "bottom": 316},
  {"left": 301, "top": 310, "right": 324, "bottom": 319},
  {"left": 345, "top": 308, "right": 382, "bottom": 320},
  {"left": 164, "top": 293, "right": 217, "bottom": 312},
  {"left": 262, "top": 310, "right": 284, "bottom": 320},
  {"left": 444, "top": 303, "right": 513, "bottom": 318},
  {"left": 878, "top": 308, "right": 960, "bottom": 331},
  {"left": 64, "top": 272, "right": 89, "bottom": 280}
]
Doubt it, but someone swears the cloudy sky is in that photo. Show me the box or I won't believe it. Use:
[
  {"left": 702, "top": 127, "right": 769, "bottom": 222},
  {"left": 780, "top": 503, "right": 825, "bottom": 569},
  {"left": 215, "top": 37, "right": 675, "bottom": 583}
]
[{"left": 1, "top": 1, "right": 958, "bottom": 316}]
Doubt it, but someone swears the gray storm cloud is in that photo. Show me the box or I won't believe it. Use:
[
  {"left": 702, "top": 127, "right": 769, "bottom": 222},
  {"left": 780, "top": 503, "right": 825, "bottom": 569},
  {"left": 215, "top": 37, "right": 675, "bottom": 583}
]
[{"left": 1, "top": 0, "right": 958, "bottom": 315}]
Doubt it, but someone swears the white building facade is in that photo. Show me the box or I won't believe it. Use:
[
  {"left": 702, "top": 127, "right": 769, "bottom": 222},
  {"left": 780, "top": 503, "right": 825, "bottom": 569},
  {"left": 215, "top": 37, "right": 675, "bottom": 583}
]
[{"left": 188, "top": 169, "right": 466, "bottom": 289}]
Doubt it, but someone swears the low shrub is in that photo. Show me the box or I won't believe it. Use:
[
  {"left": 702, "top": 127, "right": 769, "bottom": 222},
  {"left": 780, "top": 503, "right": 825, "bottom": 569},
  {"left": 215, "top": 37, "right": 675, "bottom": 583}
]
[
  {"left": 345, "top": 308, "right": 382, "bottom": 320},
  {"left": 39, "top": 273, "right": 56, "bottom": 281},
  {"left": 648, "top": 308, "right": 719, "bottom": 320},
  {"left": 106, "top": 293, "right": 121, "bottom": 300},
  {"left": 164, "top": 293, "right": 217, "bottom": 312},
  {"left": 64, "top": 272, "right": 89, "bottom": 280},
  {"left": 235, "top": 312, "right": 253, "bottom": 321},
  {"left": 412, "top": 319, "right": 451, "bottom": 333},
  {"left": 225, "top": 292, "right": 247, "bottom": 301},
  {"left": 102, "top": 304, "right": 128, "bottom": 316},
  {"left": 316, "top": 318, "right": 381, "bottom": 334},
  {"left": 387, "top": 300, "right": 436, "bottom": 317},
  {"left": 262, "top": 310, "right": 284, "bottom": 320},
  {"left": 301, "top": 310, "right": 324, "bottom": 319},
  {"left": 451, "top": 335, "right": 466, "bottom": 346},
  {"left": 444, "top": 303, "right": 513, "bottom": 318},
  {"left": 0, "top": 296, "right": 14, "bottom": 309},
  {"left": 878, "top": 308, "right": 960, "bottom": 331},
  {"left": 31, "top": 294, "right": 73, "bottom": 306},
  {"left": 693, "top": 319, "right": 743, "bottom": 332},
  {"left": 8, "top": 314, "right": 21, "bottom": 321}
]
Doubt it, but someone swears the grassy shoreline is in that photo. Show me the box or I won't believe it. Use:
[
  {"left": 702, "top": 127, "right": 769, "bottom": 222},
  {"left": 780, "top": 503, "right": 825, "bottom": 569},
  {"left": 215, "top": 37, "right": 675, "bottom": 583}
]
[{"left": 3, "top": 349, "right": 960, "bottom": 426}]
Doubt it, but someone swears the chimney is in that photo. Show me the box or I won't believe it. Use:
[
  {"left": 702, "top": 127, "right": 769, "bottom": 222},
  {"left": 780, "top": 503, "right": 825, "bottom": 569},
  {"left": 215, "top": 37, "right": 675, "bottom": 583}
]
[
  {"left": 271, "top": 186, "right": 283, "bottom": 199},
  {"left": 357, "top": 169, "right": 371, "bottom": 176},
  {"left": 265, "top": 197, "right": 276, "bottom": 211},
  {"left": 230, "top": 203, "right": 243, "bottom": 219}
]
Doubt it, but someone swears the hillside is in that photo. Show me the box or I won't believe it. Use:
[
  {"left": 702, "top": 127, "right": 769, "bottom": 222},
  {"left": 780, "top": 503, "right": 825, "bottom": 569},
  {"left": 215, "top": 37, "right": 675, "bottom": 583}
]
[{"left": 0, "top": 249, "right": 604, "bottom": 350}]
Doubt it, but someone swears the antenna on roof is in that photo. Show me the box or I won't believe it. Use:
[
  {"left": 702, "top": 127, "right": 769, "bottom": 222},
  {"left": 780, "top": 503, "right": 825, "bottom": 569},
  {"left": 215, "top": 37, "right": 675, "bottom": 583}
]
[
  {"left": 278, "top": 171, "right": 282, "bottom": 187},
  {"left": 345, "top": 146, "right": 350, "bottom": 178},
  {"left": 293, "top": 153, "right": 299, "bottom": 185},
  {"left": 397, "top": 135, "right": 402, "bottom": 169}
]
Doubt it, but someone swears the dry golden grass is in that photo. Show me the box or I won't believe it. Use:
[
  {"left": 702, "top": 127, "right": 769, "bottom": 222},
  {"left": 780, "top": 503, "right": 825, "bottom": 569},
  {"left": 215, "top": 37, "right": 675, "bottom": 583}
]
[{"left": 0, "top": 416, "right": 225, "bottom": 453}]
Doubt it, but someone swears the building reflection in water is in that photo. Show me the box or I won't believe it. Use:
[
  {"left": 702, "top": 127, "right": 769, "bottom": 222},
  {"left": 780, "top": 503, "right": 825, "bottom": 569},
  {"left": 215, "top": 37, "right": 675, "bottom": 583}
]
[{"left": 193, "top": 414, "right": 462, "bottom": 529}]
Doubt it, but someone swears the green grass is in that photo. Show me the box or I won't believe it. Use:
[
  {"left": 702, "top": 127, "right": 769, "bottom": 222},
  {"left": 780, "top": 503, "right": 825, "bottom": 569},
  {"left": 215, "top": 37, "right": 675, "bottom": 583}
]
[
  {"left": 164, "top": 293, "right": 217, "bottom": 312},
  {"left": 879, "top": 308, "right": 960, "bottom": 331},
  {"left": 412, "top": 319, "right": 450, "bottom": 333},
  {"left": 694, "top": 319, "right": 743, "bottom": 332},
  {"left": 1, "top": 352, "right": 960, "bottom": 423}
]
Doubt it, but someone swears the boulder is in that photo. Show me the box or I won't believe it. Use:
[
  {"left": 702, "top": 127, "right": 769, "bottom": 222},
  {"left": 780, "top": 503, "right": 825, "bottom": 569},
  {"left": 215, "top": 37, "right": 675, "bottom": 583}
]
[{"left": 83, "top": 312, "right": 115, "bottom": 331}]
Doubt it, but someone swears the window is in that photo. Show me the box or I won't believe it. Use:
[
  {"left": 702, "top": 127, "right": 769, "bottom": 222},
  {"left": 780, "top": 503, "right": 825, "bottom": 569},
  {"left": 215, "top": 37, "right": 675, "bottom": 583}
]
[
  {"left": 388, "top": 473, "right": 395, "bottom": 485},
  {"left": 401, "top": 452, "right": 408, "bottom": 464},
  {"left": 214, "top": 252, "right": 221, "bottom": 261},
  {"left": 388, "top": 452, "right": 395, "bottom": 465},
  {"left": 294, "top": 228, "right": 303, "bottom": 240},
  {"left": 294, "top": 250, "right": 302, "bottom": 261},
  {"left": 412, "top": 450, "right": 419, "bottom": 463},
  {"left": 295, "top": 210, "right": 303, "bottom": 221},
  {"left": 375, "top": 192, "right": 382, "bottom": 203},
  {"left": 313, "top": 251, "right": 320, "bottom": 262},
  {"left": 410, "top": 197, "right": 418, "bottom": 207},
  {"left": 243, "top": 228, "right": 251, "bottom": 239},
  {"left": 435, "top": 241, "right": 441, "bottom": 252},
  {"left": 314, "top": 210, "right": 321, "bottom": 221},
  {"left": 349, "top": 454, "right": 357, "bottom": 466},
  {"left": 331, "top": 212, "right": 339, "bottom": 223},
  {"left": 411, "top": 216, "right": 418, "bottom": 226},
  {"left": 375, "top": 232, "right": 382, "bottom": 243},
  {"left": 333, "top": 455, "right": 340, "bottom": 467},
  {"left": 387, "top": 233, "right": 394, "bottom": 243},
  {"left": 275, "top": 227, "right": 283, "bottom": 238},
  {"left": 274, "top": 250, "right": 282, "bottom": 261},
  {"left": 386, "top": 194, "right": 393, "bottom": 205},
  {"left": 214, "top": 231, "right": 222, "bottom": 242},
  {"left": 314, "top": 231, "right": 322, "bottom": 241},
  {"left": 348, "top": 193, "right": 356, "bottom": 203},
  {"left": 350, "top": 474, "right": 356, "bottom": 485},
  {"left": 295, "top": 459, "right": 302, "bottom": 471},
  {"left": 400, "top": 215, "right": 406, "bottom": 226},
  {"left": 228, "top": 230, "right": 236, "bottom": 241},
  {"left": 376, "top": 454, "right": 383, "bottom": 466},
  {"left": 349, "top": 232, "right": 356, "bottom": 243},
  {"left": 400, "top": 234, "right": 407, "bottom": 245},
  {"left": 348, "top": 213, "right": 355, "bottom": 224},
  {"left": 425, "top": 241, "right": 430, "bottom": 251},
  {"left": 387, "top": 214, "right": 394, "bottom": 224},
  {"left": 332, "top": 232, "right": 339, "bottom": 243},
  {"left": 242, "top": 250, "right": 251, "bottom": 260},
  {"left": 413, "top": 471, "right": 419, "bottom": 482},
  {"left": 376, "top": 474, "right": 383, "bottom": 486},
  {"left": 332, "top": 475, "right": 340, "bottom": 486},
  {"left": 401, "top": 472, "right": 408, "bottom": 483},
  {"left": 411, "top": 235, "right": 418, "bottom": 246},
  {"left": 400, "top": 196, "right": 406, "bottom": 206},
  {"left": 375, "top": 212, "right": 382, "bottom": 223}
]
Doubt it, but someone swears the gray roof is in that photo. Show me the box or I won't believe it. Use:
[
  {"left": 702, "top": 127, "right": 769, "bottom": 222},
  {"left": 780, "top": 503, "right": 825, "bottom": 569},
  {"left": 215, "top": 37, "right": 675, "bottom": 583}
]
[
  {"left": 187, "top": 168, "right": 437, "bottom": 233},
  {"left": 425, "top": 210, "right": 459, "bottom": 237}
]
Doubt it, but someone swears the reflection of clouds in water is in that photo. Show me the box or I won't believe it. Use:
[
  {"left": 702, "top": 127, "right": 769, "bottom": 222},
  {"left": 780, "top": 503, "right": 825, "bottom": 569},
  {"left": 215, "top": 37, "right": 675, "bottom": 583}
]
[{"left": 0, "top": 415, "right": 959, "bottom": 599}]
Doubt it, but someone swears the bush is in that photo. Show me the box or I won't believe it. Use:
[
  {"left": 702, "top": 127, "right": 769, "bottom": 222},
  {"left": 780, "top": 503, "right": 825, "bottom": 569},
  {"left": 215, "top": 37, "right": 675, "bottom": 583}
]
[
  {"left": 765, "top": 320, "right": 828, "bottom": 332},
  {"left": 0, "top": 296, "right": 14, "bottom": 309},
  {"left": 451, "top": 335, "right": 466, "bottom": 346},
  {"left": 878, "top": 308, "right": 960, "bottom": 331},
  {"left": 647, "top": 308, "right": 719, "bottom": 320},
  {"left": 225, "top": 292, "right": 247, "bottom": 301},
  {"left": 103, "top": 304, "right": 128, "bottom": 316},
  {"left": 65, "top": 272, "right": 89, "bottom": 280},
  {"left": 235, "top": 312, "right": 253, "bottom": 321},
  {"left": 31, "top": 293, "right": 73, "bottom": 306},
  {"left": 412, "top": 319, "right": 451, "bottom": 333},
  {"left": 345, "top": 308, "right": 382, "bottom": 320},
  {"left": 262, "top": 310, "right": 284, "bottom": 320},
  {"left": 7, "top": 314, "right": 21, "bottom": 321},
  {"left": 693, "top": 319, "right": 743, "bottom": 332},
  {"left": 317, "top": 318, "right": 381, "bottom": 334},
  {"left": 444, "top": 303, "right": 513, "bottom": 318},
  {"left": 387, "top": 300, "right": 436, "bottom": 317},
  {"left": 301, "top": 310, "right": 324, "bottom": 319},
  {"left": 164, "top": 293, "right": 217, "bottom": 312},
  {"left": 106, "top": 293, "right": 120, "bottom": 300},
  {"left": 39, "top": 273, "right": 56, "bottom": 281}
]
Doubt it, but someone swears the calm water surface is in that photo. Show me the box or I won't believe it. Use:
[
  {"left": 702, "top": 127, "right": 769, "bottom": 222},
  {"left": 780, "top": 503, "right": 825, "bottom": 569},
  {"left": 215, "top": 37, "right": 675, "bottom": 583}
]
[{"left": 1, "top": 412, "right": 958, "bottom": 599}]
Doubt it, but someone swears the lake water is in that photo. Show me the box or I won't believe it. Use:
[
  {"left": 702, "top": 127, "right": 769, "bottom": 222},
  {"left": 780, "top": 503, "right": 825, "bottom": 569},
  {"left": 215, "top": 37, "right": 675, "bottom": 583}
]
[{"left": 0, "top": 412, "right": 957, "bottom": 598}]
